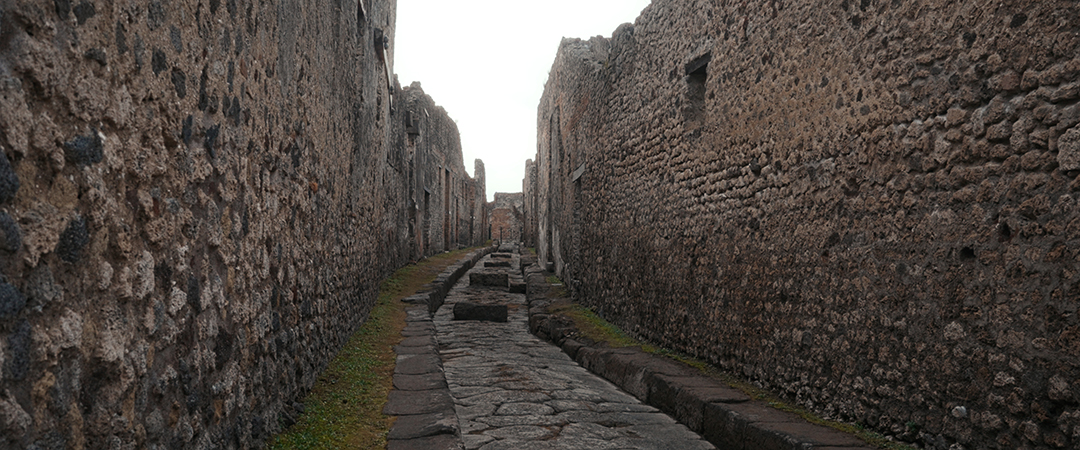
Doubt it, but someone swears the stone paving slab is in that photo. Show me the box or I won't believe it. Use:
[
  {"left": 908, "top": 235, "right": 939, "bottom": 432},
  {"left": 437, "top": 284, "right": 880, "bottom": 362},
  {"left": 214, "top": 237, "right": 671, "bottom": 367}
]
[
  {"left": 394, "top": 354, "right": 443, "bottom": 375},
  {"left": 434, "top": 251, "right": 716, "bottom": 450},
  {"left": 388, "top": 411, "right": 459, "bottom": 440},
  {"left": 383, "top": 389, "right": 455, "bottom": 416},
  {"left": 394, "top": 373, "right": 448, "bottom": 391},
  {"left": 387, "top": 433, "right": 463, "bottom": 450},
  {"left": 386, "top": 246, "right": 496, "bottom": 449}
]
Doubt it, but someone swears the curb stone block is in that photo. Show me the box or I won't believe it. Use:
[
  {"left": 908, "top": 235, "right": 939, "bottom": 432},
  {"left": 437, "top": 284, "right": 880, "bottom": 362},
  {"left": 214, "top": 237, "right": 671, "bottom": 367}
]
[
  {"left": 403, "top": 294, "right": 429, "bottom": 304},
  {"left": 561, "top": 338, "right": 584, "bottom": 360},
  {"left": 594, "top": 350, "right": 653, "bottom": 400},
  {"left": 648, "top": 374, "right": 751, "bottom": 433},
  {"left": 702, "top": 401, "right": 800, "bottom": 450},
  {"left": 528, "top": 313, "right": 550, "bottom": 334},
  {"left": 754, "top": 421, "right": 871, "bottom": 449}
]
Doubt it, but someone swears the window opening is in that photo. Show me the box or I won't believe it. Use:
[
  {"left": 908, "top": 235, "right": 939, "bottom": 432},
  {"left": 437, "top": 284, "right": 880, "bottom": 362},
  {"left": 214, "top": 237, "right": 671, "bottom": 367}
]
[{"left": 684, "top": 53, "right": 711, "bottom": 125}]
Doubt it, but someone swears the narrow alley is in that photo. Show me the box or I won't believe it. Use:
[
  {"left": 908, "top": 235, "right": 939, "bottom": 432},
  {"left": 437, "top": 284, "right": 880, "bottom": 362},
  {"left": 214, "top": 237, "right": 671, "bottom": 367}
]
[{"left": 384, "top": 247, "right": 715, "bottom": 449}]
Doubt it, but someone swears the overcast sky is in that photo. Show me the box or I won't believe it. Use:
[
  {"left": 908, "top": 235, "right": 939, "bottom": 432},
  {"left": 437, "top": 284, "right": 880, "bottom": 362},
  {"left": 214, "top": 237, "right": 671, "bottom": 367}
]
[{"left": 395, "top": 0, "right": 652, "bottom": 202}]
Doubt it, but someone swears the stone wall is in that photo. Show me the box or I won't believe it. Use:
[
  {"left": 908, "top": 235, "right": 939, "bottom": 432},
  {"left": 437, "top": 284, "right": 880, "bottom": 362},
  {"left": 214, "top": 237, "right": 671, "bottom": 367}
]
[
  {"left": 531, "top": 1, "right": 1080, "bottom": 448},
  {"left": 471, "top": 159, "right": 488, "bottom": 246},
  {"left": 488, "top": 192, "right": 523, "bottom": 243},
  {"left": 395, "top": 82, "right": 486, "bottom": 257},
  {"left": 522, "top": 159, "right": 538, "bottom": 249},
  {"left": 0, "top": 0, "right": 484, "bottom": 448}
]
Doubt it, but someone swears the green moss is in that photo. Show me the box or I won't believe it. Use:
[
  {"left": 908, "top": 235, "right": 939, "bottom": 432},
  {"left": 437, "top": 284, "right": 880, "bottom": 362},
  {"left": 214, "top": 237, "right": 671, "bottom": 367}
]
[{"left": 269, "top": 247, "right": 482, "bottom": 450}]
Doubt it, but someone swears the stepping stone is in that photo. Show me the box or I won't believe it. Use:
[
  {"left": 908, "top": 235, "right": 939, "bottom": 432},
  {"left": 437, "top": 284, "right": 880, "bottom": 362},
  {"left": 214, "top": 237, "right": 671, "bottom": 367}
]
[
  {"left": 509, "top": 281, "right": 527, "bottom": 294},
  {"left": 453, "top": 302, "right": 508, "bottom": 322},
  {"left": 470, "top": 271, "right": 508, "bottom": 287},
  {"left": 484, "top": 260, "right": 511, "bottom": 268}
]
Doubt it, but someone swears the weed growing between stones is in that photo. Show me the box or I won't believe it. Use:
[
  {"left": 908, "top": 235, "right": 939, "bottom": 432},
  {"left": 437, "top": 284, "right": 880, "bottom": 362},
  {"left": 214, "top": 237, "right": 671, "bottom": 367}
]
[{"left": 269, "top": 247, "right": 482, "bottom": 450}]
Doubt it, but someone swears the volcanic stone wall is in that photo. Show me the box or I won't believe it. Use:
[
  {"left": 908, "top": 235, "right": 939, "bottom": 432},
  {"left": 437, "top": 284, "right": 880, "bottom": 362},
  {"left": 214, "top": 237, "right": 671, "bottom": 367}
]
[
  {"left": 522, "top": 159, "right": 538, "bottom": 248},
  {"left": 395, "top": 82, "right": 486, "bottom": 258},
  {"left": 488, "top": 192, "right": 523, "bottom": 243},
  {"left": 471, "top": 159, "right": 488, "bottom": 246},
  {"left": 533, "top": 1, "right": 1080, "bottom": 448},
  {"left": 0, "top": 0, "right": 484, "bottom": 448}
]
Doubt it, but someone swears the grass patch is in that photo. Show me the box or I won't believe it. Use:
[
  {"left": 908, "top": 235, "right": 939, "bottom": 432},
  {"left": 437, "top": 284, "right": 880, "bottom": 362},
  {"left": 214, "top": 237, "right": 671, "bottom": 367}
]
[
  {"left": 269, "top": 247, "right": 482, "bottom": 450},
  {"left": 543, "top": 280, "right": 916, "bottom": 450}
]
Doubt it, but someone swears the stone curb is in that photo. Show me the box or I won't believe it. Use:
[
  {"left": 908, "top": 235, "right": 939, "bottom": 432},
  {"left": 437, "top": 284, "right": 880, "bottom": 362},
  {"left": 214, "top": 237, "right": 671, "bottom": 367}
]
[
  {"left": 386, "top": 246, "right": 497, "bottom": 450},
  {"left": 520, "top": 257, "right": 876, "bottom": 450}
]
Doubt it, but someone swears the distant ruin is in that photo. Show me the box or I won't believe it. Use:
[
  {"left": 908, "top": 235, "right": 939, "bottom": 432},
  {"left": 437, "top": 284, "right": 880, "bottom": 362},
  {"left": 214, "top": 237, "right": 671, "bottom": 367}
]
[
  {"left": 528, "top": 1, "right": 1080, "bottom": 449},
  {"left": 0, "top": 0, "right": 485, "bottom": 448},
  {"left": 487, "top": 192, "right": 524, "bottom": 244}
]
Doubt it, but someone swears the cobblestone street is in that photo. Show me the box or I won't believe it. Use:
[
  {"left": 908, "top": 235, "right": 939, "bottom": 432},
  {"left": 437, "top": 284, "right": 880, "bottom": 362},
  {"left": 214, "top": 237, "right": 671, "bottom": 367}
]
[{"left": 433, "top": 251, "right": 714, "bottom": 450}]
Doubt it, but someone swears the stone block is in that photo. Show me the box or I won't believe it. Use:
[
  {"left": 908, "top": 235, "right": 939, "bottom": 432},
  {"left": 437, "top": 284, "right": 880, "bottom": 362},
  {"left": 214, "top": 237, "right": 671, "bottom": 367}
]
[
  {"left": 509, "top": 281, "right": 527, "bottom": 294},
  {"left": 393, "top": 373, "right": 448, "bottom": 391},
  {"left": 395, "top": 354, "right": 443, "bottom": 375},
  {"left": 452, "top": 302, "right": 507, "bottom": 322},
  {"left": 383, "top": 389, "right": 454, "bottom": 416},
  {"left": 387, "top": 433, "right": 463, "bottom": 450},
  {"left": 1058, "top": 126, "right": 1080, "bottom": 170},
  {"left": 402, "top": 294, "right": 430, "bottom": 305},
  {"left": 386, "top": 410, "right": 457, "bottom": 440},
  {"left": 484, "top": 260, "right": 511, "bottom": 268},
  {"left": 647, "top": 374, "right": 750, "bottom": 433},
  {"left": 469, "top": 271, "right": 508, "bottom": 287}
]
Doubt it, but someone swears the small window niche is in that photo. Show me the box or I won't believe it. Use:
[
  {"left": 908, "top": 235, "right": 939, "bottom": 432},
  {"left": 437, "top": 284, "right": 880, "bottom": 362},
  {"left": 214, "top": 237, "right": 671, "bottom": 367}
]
[
  {"left": 405, "top": 110, "right": 420, "bottom": 143},
  {"left": 684, "top": 53, "right": 711, "bottom": 126}
]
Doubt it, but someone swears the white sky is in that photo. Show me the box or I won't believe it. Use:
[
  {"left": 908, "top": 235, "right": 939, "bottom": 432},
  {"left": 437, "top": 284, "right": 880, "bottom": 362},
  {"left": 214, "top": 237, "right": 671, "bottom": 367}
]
[{"left": 395, "top": 0, "right": 652, "bottom": 202}]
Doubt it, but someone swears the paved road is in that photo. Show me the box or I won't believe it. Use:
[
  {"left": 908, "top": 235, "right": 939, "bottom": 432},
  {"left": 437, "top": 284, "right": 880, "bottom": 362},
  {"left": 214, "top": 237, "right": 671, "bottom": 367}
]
[{"left": 433, "top": 251, "right": 715, "bottom": 450}]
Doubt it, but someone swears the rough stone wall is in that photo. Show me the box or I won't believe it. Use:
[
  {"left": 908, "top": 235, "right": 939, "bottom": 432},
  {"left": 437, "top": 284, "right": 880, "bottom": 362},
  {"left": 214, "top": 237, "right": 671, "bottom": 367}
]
[
  {"left": 522, "top": 159, "right": 537, "bottom": 249},
  {"left": 488, "top": 192, "right": 523, "bottom": 243},
  {"left": 472, "top": 159, "right": 488, "bottom": 246},
  {"left": 0, "top": 0, "right": 483, "bottom": 448},
  {"left": 532, "top": 1, "right": 1080, "bottom": 448},
  {"left": 396, "top": 82, "right": 485, "bottom": 258}
]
